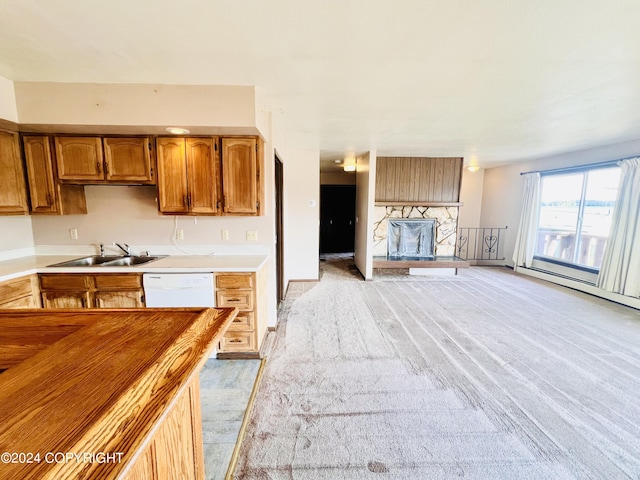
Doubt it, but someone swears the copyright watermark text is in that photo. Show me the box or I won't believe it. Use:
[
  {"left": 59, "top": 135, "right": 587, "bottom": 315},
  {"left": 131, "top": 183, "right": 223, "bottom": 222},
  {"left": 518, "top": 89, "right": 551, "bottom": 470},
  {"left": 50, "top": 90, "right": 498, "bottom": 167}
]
[{"left": 1, "top": 451, "right": 124, "bottom": 464}]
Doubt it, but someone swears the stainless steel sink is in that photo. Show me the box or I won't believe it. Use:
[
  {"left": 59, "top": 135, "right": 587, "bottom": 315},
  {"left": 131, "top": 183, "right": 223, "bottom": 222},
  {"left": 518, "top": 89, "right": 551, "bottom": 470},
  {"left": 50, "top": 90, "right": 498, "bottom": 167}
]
[
  {"left": 48, "top": 255, "right": 165, "bottom": 268},
  {"left": 99, "top": 256, "right": 162, "bottom": 266}
]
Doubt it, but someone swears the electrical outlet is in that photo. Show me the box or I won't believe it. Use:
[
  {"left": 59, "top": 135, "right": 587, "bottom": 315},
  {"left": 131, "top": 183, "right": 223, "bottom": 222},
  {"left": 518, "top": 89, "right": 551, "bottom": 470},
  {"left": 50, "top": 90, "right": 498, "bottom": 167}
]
[
  {"left": 69, "top": 228, "right": 78, "bottom": 240},
  {"left": 221, "top": 229, "right": 229, "bottom": 240},
  {"left": 176, "top": 229, "right": 184, "bottom": 240},
  {"left": 246, "top": 230, "right": 258, "bottom": 242}
]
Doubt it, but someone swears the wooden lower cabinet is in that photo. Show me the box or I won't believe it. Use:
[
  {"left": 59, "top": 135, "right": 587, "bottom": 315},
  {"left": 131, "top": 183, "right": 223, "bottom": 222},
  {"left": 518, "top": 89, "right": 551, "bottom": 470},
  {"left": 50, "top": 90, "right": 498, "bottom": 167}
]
[
  {"left": 0, "top": 276, "right": 41, "bottom": 308},
  {"left": 126, "top": 377, "right": 204, "bottom": 480},
  {"left": 215, "top": 266, "right": 267, "bottom": 358},
  {"left": 39, "top": 274, "right": 144, "bottom": 309}
]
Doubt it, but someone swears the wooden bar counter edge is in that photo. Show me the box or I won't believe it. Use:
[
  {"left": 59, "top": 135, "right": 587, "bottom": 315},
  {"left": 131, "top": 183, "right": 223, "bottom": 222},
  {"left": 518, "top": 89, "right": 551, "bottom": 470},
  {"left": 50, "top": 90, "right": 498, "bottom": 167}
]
[{"left": 0, "top": 307, "right": 238, "bottom": 480}]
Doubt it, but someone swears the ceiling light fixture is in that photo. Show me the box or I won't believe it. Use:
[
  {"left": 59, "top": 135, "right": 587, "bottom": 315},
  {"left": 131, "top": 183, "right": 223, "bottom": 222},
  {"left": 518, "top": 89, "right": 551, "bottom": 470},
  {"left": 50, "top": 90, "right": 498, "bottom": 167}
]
[
  {"left": 467, "top": 165, "right": 480, "bottom": 173},
  {"left": 165, "top": 127, "right": 190, "bottom": 135},
  {"left": 334, "top": 159, "right": 342, "bottom": 164},
  {"left": 343, "top": 165, "right": 356, "bottom": 172}
]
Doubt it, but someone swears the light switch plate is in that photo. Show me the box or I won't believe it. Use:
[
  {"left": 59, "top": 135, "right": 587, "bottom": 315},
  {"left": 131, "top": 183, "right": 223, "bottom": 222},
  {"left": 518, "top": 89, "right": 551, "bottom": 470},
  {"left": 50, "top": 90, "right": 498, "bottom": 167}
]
[{"left": 246, "top": 230, "right": 258, "bottom": 241}]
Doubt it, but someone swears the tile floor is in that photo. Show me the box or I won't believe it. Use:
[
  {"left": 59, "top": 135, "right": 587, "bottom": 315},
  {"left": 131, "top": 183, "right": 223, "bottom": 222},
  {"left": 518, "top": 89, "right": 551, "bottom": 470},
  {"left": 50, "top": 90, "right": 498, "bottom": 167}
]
[{"left": 199, "top": 358, "right": 262, "bottom": 480}]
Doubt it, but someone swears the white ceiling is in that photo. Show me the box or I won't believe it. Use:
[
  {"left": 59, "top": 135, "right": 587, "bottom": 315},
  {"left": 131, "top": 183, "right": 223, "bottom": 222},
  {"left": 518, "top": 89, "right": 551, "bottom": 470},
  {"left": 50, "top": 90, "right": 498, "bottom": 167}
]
[{"left": 2, "top": 0, "right": 640, "bottom": 171}]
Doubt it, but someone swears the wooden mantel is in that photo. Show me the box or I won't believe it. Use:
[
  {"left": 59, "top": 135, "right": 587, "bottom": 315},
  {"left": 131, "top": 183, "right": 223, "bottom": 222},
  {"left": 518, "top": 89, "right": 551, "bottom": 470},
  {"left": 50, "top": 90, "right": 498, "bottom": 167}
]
[{"left": 0, "top": 307, "right": 237, "bottom": 479}]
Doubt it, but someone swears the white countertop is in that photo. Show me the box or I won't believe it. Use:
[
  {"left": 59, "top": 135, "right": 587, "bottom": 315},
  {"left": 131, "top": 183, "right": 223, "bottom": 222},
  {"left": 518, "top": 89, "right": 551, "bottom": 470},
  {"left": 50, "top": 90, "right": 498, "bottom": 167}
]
[{"left": 0, "top": 254, "right": 268, "bottom": 282}]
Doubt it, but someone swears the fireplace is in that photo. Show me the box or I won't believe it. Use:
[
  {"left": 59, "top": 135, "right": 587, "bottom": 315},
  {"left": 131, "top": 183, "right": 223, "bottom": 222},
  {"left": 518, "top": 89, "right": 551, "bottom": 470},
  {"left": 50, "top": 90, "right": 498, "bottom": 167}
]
[{"left": 387, "top": 219, "right": 436, "bottom": 258}]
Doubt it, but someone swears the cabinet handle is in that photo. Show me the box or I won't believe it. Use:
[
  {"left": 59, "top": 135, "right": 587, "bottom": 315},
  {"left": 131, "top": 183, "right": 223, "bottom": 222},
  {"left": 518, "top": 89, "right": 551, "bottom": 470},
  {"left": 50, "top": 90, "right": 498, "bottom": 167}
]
[
  {"left": 187, "top": 195, "right": 192, "bottom": 207},
  {"left": 97, "top": 161, "right": 103, "bottom": 174},
  {"left": 183, "top": 195, "right": 188, "bottom": 207},
  {"left": 104, "top": 161, "right": 109, "bottom": 175},
  {"left": 46, "top": 193, "right": 53, "bottom": 206}
]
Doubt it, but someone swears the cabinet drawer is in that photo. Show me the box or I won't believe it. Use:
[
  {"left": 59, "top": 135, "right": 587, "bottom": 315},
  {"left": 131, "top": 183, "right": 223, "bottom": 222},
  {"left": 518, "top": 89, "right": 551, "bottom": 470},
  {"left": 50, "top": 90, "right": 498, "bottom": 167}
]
[
  {"left": 216, "top": 291, "right": 253, "bottom": 310},
  {"left": 219, "top": 331, "right": 256, "bottom": 352},
  {"left": 216, "top": 274, "right": 253, "bottom": 290},
  {"left": 225, "top": 311, "right": 254, "bottom": 331},
  {"left": 40, "top": 274, "right": 91, "bottom": 290},
  {"left": 0, "top": 277, "right": 33, "bottom": 300},
  {"left": 94, "top": 274, "right": 142, "bottom": 290}
]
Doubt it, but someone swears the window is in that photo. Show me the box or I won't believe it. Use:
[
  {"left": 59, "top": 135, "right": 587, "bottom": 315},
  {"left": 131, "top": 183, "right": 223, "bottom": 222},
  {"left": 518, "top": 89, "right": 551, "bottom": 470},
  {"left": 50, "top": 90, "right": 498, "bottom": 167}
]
[{"left": 535, "top": 166, "right": 621, "bottom": 270}]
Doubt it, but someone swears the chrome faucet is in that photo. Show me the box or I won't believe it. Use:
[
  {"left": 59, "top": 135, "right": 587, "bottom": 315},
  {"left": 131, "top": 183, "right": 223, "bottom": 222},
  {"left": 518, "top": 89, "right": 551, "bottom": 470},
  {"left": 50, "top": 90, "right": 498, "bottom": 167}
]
[
  {"left": 98, "top": 242, "right": 105, "bottom": 256},
  {"left": 113, "top": 242, "right": 131, "bottom": 256}
]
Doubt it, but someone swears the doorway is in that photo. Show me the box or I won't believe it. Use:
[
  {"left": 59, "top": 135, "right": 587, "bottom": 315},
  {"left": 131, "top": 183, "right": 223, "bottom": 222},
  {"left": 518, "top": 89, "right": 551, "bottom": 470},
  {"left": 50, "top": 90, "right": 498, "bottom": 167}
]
[
  {"left": 320, "top": 185, "right": 356, "bottom": 254},
  {"left": 275, "top": 154, "right": 285, "bottom": 304}
]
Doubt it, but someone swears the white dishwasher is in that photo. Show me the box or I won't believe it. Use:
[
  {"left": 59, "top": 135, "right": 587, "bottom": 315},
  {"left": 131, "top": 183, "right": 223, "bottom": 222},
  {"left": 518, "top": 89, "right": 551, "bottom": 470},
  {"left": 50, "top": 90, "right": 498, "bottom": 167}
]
[{"left": 143, "top": 273, "right": 215, "bottom": 307}]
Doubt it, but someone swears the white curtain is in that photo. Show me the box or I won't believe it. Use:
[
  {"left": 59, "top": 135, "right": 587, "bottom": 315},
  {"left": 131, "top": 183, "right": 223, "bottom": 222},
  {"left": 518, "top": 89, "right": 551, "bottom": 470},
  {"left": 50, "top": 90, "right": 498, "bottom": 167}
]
[
  {"left": 512, "top": 172, "right": 541, "bottom": 268},
  {"left": 597, "top": 158, "right": 640, "bottom": 297}
]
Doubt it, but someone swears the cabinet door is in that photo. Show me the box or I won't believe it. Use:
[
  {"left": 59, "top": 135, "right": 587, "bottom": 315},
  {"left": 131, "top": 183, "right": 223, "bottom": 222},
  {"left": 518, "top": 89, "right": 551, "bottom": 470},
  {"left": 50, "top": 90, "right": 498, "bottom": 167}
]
[
  {"left": 156, "top": 137, "right": 189, "bottom": 213},
  {"left": 23, "top": 136, "right": 58, "bottom": 214},
  {"left": 103, "top": 137, "right": 155, "bottom": 184},
  {"left": 0, "top": 131, "right": 29, "bottom": 215},
  {"left": 186, "top": 137, "right": 219, "bottom": 214},
  {"left": 221, "top": 137, "right": 259, "bottom": 215},
  {"left": 95, "top": 290, "right": 144, "bottom": 308},
  {"left": 42, "top": 291, "right": 90, "bottom": 308},
  {"left": 55, "top": 136, "right": 104, "bottom": 181},
  {"left": 0, "top": 295, "right": 38, "bottom": 309},
  {"left": 0, "top": 276, "right": 37, "bottom": 308}
]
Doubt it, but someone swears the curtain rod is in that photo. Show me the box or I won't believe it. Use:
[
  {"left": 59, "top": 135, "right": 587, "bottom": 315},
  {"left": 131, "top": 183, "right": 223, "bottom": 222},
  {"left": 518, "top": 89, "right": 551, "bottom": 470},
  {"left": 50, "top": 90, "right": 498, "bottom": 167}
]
[{"left": 519, "top": 158, "right": 628, "bottom": 176}]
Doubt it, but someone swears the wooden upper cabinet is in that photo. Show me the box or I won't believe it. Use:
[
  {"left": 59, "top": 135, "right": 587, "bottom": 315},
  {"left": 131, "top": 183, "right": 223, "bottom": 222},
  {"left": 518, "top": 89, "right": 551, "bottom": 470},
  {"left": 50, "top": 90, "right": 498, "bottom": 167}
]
[
  {"left": 221, "top": 137, "right": 261, "bottom": 215},
  {"left": 156, "top": 136, "right": 219, "bottom": 215},
  {"left": 156, "top": 137, "right": 190, "bottom": 214},
  {"left": 23, "top": 135, "right": 87, "bottom": 215},
  {"left": 0, "top": 130, "right": 29, "bottom": 215},
  {"left": 55, "top": 136, "right": 104, "bottom": 181},
  {"left": 186, "top": 137, "right": 219, "bottom": 214},
  {"left": 103, "top": 137, "right": 154, "bottom": 184},
  {"left": 23, "top": 136, "right": 57, "bottom": 213},
  {"left": 54, "top": 136, "right": 155, "bottom": 184}
]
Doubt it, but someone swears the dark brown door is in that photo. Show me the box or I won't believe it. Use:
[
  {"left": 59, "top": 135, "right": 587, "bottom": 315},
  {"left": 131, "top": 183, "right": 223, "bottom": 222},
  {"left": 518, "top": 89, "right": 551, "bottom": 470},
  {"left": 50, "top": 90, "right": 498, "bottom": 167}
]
[
  {"left": 275, "top": 155, "right": 285, "bottom": 303},
  {"left": 320, "top": 185, "right": 356, "bottom": 254}
]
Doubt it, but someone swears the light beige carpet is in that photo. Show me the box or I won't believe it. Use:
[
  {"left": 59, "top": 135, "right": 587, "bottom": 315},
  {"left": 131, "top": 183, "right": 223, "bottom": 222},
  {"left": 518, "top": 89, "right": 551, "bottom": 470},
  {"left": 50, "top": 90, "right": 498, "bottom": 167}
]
[{"left": 234, "top": 258, "right": 640, "bottom": 479}]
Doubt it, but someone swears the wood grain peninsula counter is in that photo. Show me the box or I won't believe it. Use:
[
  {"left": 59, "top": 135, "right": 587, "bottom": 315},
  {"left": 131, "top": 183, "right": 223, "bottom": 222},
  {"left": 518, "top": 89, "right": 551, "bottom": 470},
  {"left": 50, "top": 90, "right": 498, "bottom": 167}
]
[{"left": 0, "top": 307, "right": 238, "bottom": 480}]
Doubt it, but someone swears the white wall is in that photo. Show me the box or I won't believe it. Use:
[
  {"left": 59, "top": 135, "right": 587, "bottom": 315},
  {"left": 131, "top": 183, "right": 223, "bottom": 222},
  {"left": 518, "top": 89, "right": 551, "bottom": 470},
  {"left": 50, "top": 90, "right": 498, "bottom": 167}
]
[
  {"left": 15, "top": 83, "right": 259, "bottom": 133},
  {"left": 354, "top": 151, "right": 376, "bottom": 280},
  {"left": 458, "top": 168, "right": 484, "bottom": 229},
  {"left": 480, "top": 139, "right": 640, "bottom": 267},
  {"left": 0, "top": 217, "right": 34, "bottom": 258},
  {"left": 283, "top": 148, "right": 320, "bottom": 282},
  {"left": 0, "top": 75, "right": 18, "bottom": 123}
]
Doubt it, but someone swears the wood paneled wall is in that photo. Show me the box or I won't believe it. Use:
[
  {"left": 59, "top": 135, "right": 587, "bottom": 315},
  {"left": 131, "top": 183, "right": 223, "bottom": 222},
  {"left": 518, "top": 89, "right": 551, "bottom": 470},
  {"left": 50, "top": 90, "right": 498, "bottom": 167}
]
[{"left": 375, "top": 157, "right": 463, "bottom": 203}]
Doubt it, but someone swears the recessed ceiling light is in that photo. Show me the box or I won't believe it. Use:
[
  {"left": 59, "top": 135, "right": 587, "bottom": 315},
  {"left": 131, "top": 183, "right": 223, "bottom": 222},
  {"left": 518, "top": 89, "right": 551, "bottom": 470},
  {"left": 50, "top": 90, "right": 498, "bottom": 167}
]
[
  {"left": 343, "top": 165, "right": 356, "bottom": 172},
  {"left": 334, "top": 159, "right": 342, "bottom": 164},
  {"left": 165, "top": 127, "right": 190, "bottom": 135}
]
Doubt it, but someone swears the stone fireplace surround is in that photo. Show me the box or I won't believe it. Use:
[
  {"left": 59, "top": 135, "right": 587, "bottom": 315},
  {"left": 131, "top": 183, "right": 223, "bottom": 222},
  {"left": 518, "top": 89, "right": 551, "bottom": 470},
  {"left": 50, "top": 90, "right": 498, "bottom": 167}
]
[{"left": 373, "top": 206, "right": 459, "bottom": 258}]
